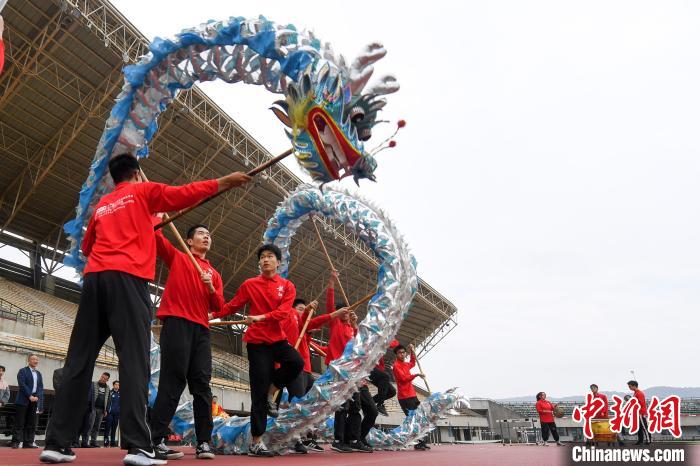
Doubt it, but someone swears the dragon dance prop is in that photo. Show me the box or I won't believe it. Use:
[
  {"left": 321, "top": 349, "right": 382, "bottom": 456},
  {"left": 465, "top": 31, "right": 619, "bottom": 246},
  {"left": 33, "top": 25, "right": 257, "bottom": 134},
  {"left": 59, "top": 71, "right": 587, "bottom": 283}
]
[
  {"left": 166, "top": 184, "right": 411, "bottom": 451},
  {"left": 314, "top": 388, "right": 470, "bottom": 449},
  {"left": 64, "top": 15, "right": 399, "bottom": 273}
]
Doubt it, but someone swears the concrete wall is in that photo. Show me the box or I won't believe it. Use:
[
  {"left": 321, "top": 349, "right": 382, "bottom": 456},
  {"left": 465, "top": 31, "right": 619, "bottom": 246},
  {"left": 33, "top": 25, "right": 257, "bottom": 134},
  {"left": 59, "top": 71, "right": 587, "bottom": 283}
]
[{"left": 0, "top": 318, "right": 44, "bottom": 339}]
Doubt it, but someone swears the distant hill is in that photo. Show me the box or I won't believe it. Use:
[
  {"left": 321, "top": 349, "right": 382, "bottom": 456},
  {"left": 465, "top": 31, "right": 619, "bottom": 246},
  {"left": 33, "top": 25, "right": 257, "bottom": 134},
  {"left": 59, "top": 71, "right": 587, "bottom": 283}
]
[{"left": 494, "top": 386, "right": 700, "bottom": 403}]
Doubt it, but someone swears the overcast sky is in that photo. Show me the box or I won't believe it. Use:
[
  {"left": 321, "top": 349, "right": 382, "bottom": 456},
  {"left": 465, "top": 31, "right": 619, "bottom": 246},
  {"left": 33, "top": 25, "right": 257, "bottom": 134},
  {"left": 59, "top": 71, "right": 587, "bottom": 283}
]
[{"left": 11, "top": 0, "right": 700, "bottom": 399}]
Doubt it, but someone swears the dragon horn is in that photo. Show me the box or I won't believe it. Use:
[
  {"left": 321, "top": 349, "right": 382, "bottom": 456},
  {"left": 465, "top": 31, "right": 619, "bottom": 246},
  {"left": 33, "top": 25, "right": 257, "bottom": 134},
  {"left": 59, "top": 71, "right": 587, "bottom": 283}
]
[{"left": 366, "top": 75, "right": 400, "bottom": 96}]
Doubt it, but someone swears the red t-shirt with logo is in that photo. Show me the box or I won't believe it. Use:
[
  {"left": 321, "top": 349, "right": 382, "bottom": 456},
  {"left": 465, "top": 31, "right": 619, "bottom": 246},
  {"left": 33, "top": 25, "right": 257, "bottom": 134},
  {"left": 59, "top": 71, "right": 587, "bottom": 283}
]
[
  {"left": 154, "top": 231, "right": 224, "bottom": 328},
  {"left": 392, "top": 356, "right": 418, "bottom": 400},
  {"left": 82, "top": 180, "right": 218, "bottom": 280},
  {"left": 213, "top": 274, "right": 295, "bottom": 345},
  {"left": 536, "top": 399, "right": 555, "bottom": 423}
]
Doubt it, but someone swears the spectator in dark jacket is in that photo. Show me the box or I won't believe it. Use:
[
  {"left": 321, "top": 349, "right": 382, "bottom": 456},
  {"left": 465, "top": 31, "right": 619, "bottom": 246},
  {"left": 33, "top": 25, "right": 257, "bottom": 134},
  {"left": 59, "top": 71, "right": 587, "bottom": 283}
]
[
  {"left": 11, "top": 354, "right": 44, "bottom": 448},
  {"left": 88, "top": 372, "right": 110, "bottom": 447},
  {"left": 104, "top": 380, "right": 120, "bottom": 447}
]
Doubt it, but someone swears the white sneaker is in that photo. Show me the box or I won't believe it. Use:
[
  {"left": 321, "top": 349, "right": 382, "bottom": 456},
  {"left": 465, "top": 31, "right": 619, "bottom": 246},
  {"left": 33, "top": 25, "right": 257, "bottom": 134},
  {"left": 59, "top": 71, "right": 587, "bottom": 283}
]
[
  {"left": 123, "top": 448, "right": 168, "bottom": 466},
  {"left": 39, "top": 447, "right": 76, "bottom": 463}
]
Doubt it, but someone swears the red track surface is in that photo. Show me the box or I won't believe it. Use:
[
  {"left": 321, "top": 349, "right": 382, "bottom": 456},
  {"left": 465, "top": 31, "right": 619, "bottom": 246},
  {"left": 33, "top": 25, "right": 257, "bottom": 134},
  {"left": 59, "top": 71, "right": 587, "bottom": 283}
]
[{"left": 3, "top": 444, "right": 699, "bottom": 466}]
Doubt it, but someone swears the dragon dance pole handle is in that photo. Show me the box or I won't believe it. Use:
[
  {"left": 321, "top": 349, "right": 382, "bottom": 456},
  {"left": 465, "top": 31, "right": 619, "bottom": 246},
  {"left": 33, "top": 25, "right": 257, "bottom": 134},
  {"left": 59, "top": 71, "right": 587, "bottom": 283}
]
[
  {"left": 139, "top": 170, "right": 216, "bottom": 293},
  {"left": 154, "top": 148, "right": 294, "bottom": 230},
  {"left": 415, "top": 354, "right": 432, "bottom": 395}
]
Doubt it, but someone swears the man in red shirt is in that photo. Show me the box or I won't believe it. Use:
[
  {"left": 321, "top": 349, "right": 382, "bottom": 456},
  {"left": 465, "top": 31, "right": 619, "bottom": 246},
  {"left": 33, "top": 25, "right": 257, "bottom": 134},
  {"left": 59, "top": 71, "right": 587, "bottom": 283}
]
[
  {"left": 535, "top": 392, "right": 563, "bottom": 446},
  {"left": 149, "top": 224, "right": 223, "bottom": 461},
  {"left": 392, "top": 343, "right": 429, "bottom": 450},
  {"left": 628, "top": 380, "right": 651, "bottom": 445},
  {"left": 40, "top": 154, "right": 250, "bottom": 465},
  {"left": 316, "top": 272, "right": 375, "bottom": 454},
  {"left": 211, "top": 244, "right": 304, "bottom": 457}
]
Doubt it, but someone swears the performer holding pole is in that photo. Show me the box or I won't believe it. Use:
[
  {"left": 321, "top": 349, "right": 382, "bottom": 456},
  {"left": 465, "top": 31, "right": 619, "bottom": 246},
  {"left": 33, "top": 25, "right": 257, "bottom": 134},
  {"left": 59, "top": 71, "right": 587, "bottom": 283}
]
[
  {"left": 320, "top": 272, "right": 376, "bottom": 454},
  {"left": 210, "top": 244, "right": 304, "bottom": 457},
  {"left": 393, "top": 343, "right": 430, "bottom": 451},
  {"left": 148, "top": 222, "right": 224, "bottom": 461},
  {"left": 40, "top": 153, "right": 250, "bottom": 465}
]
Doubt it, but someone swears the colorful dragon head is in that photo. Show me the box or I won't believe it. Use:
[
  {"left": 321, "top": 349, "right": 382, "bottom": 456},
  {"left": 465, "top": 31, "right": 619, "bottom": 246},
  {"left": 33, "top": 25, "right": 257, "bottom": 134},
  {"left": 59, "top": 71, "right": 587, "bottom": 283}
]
[{"left": 270, "top": 44, "right": 398, "bottom": 186}]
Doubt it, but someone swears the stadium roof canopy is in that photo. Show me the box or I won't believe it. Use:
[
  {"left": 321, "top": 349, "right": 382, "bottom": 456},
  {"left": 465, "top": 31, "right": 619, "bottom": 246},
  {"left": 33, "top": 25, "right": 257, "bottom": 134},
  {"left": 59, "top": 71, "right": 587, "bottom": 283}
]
[{"left": 0, "top": 0, "right": 457, "bottom": 356}]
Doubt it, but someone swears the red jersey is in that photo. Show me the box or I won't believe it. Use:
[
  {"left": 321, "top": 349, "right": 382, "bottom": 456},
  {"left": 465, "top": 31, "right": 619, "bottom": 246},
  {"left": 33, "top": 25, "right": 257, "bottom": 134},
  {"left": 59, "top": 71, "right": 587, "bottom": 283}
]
[
  {"left": 536, "top": 399, "right": 555, "bottom": 423},
  {"left": 593, "top": 393, "right": 609, "bottom": 419},
  {"left": 0, "top": 39, "right": 5, "bottom": 75},
  {"left": 392, "top": 356, "right": 418, "bottom": 400},
  {"left": 214, "top": 274, "right": 295, "bottom": 344},
  {"left": 321, "top": 286, "right": 355, "bottom": 365},
  {"left": 634, "top": 389, "right": 647, "bottom": 416},
  {"left": 154, "top": 231, "right": 224, "bottom": 328},
  {"left": 82, "top": 180, "right": 218, "bottom": 280}
]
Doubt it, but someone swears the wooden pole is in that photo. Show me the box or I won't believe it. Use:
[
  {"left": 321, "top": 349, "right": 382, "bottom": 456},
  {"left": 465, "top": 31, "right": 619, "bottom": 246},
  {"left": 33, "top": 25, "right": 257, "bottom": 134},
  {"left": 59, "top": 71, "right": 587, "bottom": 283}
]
[
  {"left": 155, "top": 320, "right": 247, "bottom": 329},
  {"left": 311, "top": 217, "right": 350, "bottom": 305},
  {"left": 309, "top": 340, "right": 327, "bottom": 357},
  {"left": 208, "top": 320, "right": 248, "bottom": 326},
  {"left": 294, "top": 306, "right": 316, "bottom": 349},
  {"left": 139, "top": 170, "right": 215, "bottom": 293},
  {"left": 154, "top": 148, "right": 294, "bottom": 230},
  {"left": 414, "top": 352, "right": 432, "bottom": 395},
  {"left": 348, "top": 292, "right": 374, "bottom": 311}
]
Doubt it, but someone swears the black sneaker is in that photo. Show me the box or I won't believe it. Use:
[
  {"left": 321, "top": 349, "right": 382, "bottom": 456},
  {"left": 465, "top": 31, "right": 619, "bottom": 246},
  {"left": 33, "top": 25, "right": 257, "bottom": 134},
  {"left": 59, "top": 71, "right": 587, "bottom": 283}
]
[
  {"left": 155, "top": 439, "right": 184, "bottom": 460},
  {"left": 304, "top": 439, "right": 324, "bottom": 452},
  {"left": 10, "top": 442, "right": 20, "bottom": 449},
  {"left": 23, "top": 442, "right": 40, "bottom": 449},
  {"left": 293, "top": 441, "right": 308, "bottom": 454},
  {"left": 248, "top": 441, "right": 274, "bottom": 457},
  {"left": 376, "top": 403, "right": 388, "bottom": 416},
  {"left": 330, "top": 441, "right": 352, "bottom": 453},
  {"left": 88, "top": 442, "right": 100, "bottom": 448},
  {"left": 266, "top": 401, "right": 279, "bottom": 418},
  {"left": 39, "top": 446, "right": 77, "bottom": 464},
  {"left": 123, "top": 448, "right": 168, "bottom": 465},
  {"left": 350, "top": 441, "right": 373, "bottom": 453},
  {"left": 415, "top": 442, "right": 427, "bottom": 451},
  {"left": 195, "top": 442, "right": 215, "bottom": 459}
]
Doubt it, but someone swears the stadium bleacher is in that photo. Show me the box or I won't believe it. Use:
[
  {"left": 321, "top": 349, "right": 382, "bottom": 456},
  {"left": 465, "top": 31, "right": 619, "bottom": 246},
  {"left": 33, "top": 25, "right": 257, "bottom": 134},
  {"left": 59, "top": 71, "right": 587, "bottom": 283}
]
[{"left": 0, "top": 273, "right": 435, "bottom": 418}]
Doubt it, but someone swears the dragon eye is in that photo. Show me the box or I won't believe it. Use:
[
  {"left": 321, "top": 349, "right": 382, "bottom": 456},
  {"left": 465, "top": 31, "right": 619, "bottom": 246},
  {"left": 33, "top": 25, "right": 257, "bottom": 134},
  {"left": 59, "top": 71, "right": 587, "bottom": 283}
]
[{"left": 350, "top": 106, "right": 365, "bottom": 123}]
